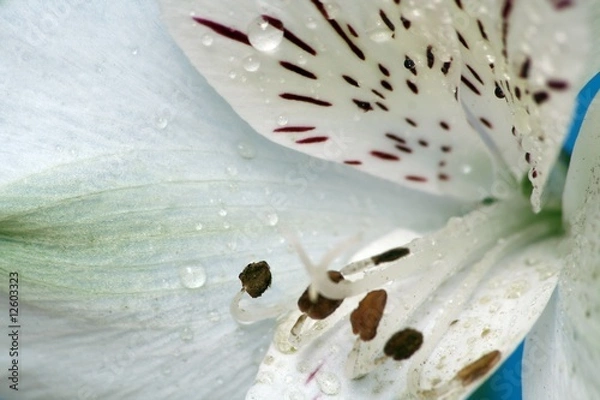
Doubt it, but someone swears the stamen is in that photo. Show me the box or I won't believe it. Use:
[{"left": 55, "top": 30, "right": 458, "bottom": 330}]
[
  {"left": 307, "top": 199, "right": 551, "bottom": 300},
  {"left": 297, "top": 270, "right": 345, "bottom": 320},
  {"left": 230, "top": 261, "right": 283, "bottom": 324},
  {"left": 383, "top": 328, "right": 424, "bottom": 361},
  {"left": 350, "top": 289, "right": 387, "bottom": 341}
]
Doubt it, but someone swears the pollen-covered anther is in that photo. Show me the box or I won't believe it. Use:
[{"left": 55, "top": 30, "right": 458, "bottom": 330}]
[
  {"left": 383, "top": 328, "right": 423, "bottom": 361},
  {"left": 350, "top": 289, "right": 387, "bottom": 341},
  {"left": 455, "top": 350, "right": 501, "bottom": 385},
  {"left": 297, "top": 270, "right": 345, "bottom": 320},
  {"left": 239, "top": 260, "right": 272, "bottom": 298}
]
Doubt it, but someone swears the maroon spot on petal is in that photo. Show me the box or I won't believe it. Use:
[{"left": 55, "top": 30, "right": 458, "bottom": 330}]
[
  {"left": 379, "top": 63, "right": 390, "bottom": 77},
  {"left": 480, "top": 117, "right": 493, "bottom": 129},
  {"left": 347, "top": 24, "right": 359, "bottom": 38},
  {"left": 279, "top": 61, "right": 317, "bottom": 79},
  {"left": 477, "top": 19, "right": 489, "bottom": 40},
  {"left": 353, "top": 99, "right": 373, "bottom": 112},
  {"left": 344, "top": 160, "right": 362, "bottom": 165},
  {"left": 400, "top": 15, "right": 411, "bottom": 29},
  {"left": 441, "top": 60, "right": 452, "bottom": 75},
  {"left": 274, "top": 126, "right": 316, "bottom": 133},
  {"left": 533, "top": 91, "right": 550, "bottom": 105},
  {"left": 296, "top": 136, "right": 329, "bottom": 144},
  {"left": 305, "top": 363, "right": 323, "bottom": 384},
  {"left": 385, "top": 133, "right": 406, "bottom": 144},
  {"left": 193, "top": 17, "right": 250, "bottom": 46},
  {"left": 395, "top": 145, "right": 412, "bottom": 153},
  {"left": 551, "top": 0, "right": 573, "bottom": 10},
  {"left": 467, "top": 65, "right": 484, "bottom": 85},
  {"left": 456, "top": 30, "right": 469, "bottom": 49},
  {"left": 461, "top": 75, "right": 481, "bottom": 95},
  {"left": 525, "top": 152, "right": 531, "bottom": 163},
  {"left": 406, "top": 80, "right": 419, "bottom": 94},
  {"left": 372, "top": 89, "right": 386, "bottom": 99},
  {"left": 343, "top": 75, "right": 360, "bottom": 87},
  {"left": 381, "top": 80, "right": 393, "bottom": 91},
  {"left": 426, "top": 45, "right": 434, "bottom": 68},
  {"left": 441, "top": 145, "right": 452, "bottom": 153},
  {"left": 380, "top": 9, "right": 396, "bottom": 31},
  {"left": 376, "top": 102, "right": 389, "bottom": 111},
  {"left": 371, "top": 151, "right": 400, "bottom": 161},
  {"left": 547, "top": 79, "right": 569, "bottom": 91},
  {"left": 406, "top": 175, "right": 427, "bottom": 182},
  {"left": 455, "top": 0, "right": 463, "bottom": 9},
  {"left": 519, "top": 57, "right": 531, "bottom": 79},
  {"left": 532, "top": 169, "right": 538, "bottom": 178},
  {"left": 405, "top": 118, "right": 418, "bottom": 127},
  {"left": 280, "top": 93, "right": 332, "bottom": 106},
  {"left": 418, "top": 139, "right": 429, "bottom": 147},
  {"left": 439, "top": 121, "right": 450, "bottom": 130},
  {"left": 438, "top": 173, "right": 449, "bottom": 181},
  {"left": 439, "top": 160, "right": 446, "bottom": 167},
  {"left": 515, "top": 87, "right": 522, "bottom": 100}
]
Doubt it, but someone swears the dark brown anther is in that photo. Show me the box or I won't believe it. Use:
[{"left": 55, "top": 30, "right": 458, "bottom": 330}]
[
  {"left": 350, "top": 289, "right": 387, "bottom": 341},
  {"left": 383, "top": 328, "right": 423, "bottom": 361},
  {"left": 371, "top": 247, "right": 410, "bottom": 265},
  {"left": 238, "top": 261, "right": 272, "bottom": 298},
  {"left": 456, "top": 350, "right": 501, "bottom": 385},
  {"left": 297, "top": 271, "right": 344, "bottom": 320}
]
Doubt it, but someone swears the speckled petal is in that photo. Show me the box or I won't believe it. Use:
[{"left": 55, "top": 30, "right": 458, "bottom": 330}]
[{"left": 160, "top": 0, "right": 599, "bottom": 208}]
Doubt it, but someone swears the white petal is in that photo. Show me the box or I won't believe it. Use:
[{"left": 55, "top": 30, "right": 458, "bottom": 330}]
[
  {"left": 160, "top": 0, "right": 599, "bottom": 207},
  {"left": 0, "top": 2, "right": 462, "bottom": 399},
  {"left": 249, "top": 210, "right": 561, "bottom": 399},
  {"left": 523, "top": 72, "right": 600, "bottom": 399}
]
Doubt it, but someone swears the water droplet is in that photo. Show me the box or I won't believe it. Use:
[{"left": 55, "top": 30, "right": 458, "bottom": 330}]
[
  {"left": 368, "top": 28, "right": 393, "bottom": 43},
  {"left": 237, "top": 142, "right": 256, "bottom": 159},
  {"left": 180, "top": 327, "right": 194, "bottom": 342},
  {"left": 162, "top": 366, "right": 172, "bottom": 376},
  {"left": 218, "top": 208, "right": 228, "bottom": 217},
  {"left": 297, "top": 54, "right": 307, "bottom": 65},
  {"left": 276, "top": 114, "right": 288, "bottom": 126},
  {"left": 209, "top": 310, "right": 221, "bottom": 322},
  {"left": 247, "top": 16, "right": 284, "bottom": 52},
  {"left": 461, "top": 164, "right": 473, "bottom": 174},
  {"left": 526, "top": 257, "right": 539, "bottom": 266},
  {"left": 131, "top": 47, "right": 139, "bottom": 55},
  {"left": 223, "top": 221, "right": 231, "bottom": 229},
  {"left": 195, "top": 223, "right": 203, "bottom": 231},
  {"left": 201, "top": 34, "right": 213, "bottom": 46},
  {"left": 226, "top": 166, "right": 238, "bottom": 176},
  {"left": 154, "top": 116, "right": 168, "bottom": 130},
  {"left": 323, "top": 2, "right": 341, "bottom": 19},
  {"left": 316, "top": 371, "right": 341, "bottom": 395},
  {"left": 228, "top": 70, "right": 237, "bottom": 79},
  {"left": 266, "top": 213, "right": 279, "bottom": 226},
  {"left": 305, "top": 17, "right": 317, "bottom": 29},
  {"left": 178, "top": 266, "right": 207, "bottom": 289},
  {"left": 242, "top": 55, "right": 261, "bottom": 72}
]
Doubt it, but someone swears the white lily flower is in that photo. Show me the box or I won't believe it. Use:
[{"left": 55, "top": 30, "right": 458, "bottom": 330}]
[{"left": 0, "top": 1, "right": 598, "bottom": 400}]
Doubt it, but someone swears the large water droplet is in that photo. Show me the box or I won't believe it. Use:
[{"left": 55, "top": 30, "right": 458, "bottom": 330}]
[
  {"left": 316, "top": 372, "right": 341, "bottom": 395},
  {"left": 179, "top": 266, "right": 207, "bottom": 289},
  {"left": 247, "top": 16, "right": 284, "bottom": 52},
  {"left": 237, "top": 142, "right": 256, "bottom": 159},
  {"left": 243, "top": 55, "right": 261, "bottom": 72}
]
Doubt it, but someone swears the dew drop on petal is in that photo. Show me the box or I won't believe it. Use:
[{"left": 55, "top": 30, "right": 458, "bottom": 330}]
[
  {"left": 201, "top": 33, "right": 213, "bottom": 46},
  {"left": 178, "top": 266, "right": 207, "bottom": 289},
  {"left": 276, "top": 114, "right": 288, "bottom": 126},
  {"left": 195, "top": 223, "right": 203, "bottom": 231},
  {"left": 369, "top": 28, "right": 393, "bottom": 43},
  {"left": 237, "top": 142, "right": 256, "bottom": 159},
  {"left": 242, "top": 55, "right": 261, "bottom": 72},
  {"left": 226, "top": 166, "right": 238, "bottom": 176},
  {"left": 247, "top": 16, "right": 284, "bottom": 52},
  {"left": 305, "top": 17, "right": 317, "bottom": 29},
  {"left": 228, "top": 70, "right": 237, "bottom": 79},
  {"left": 265, "top": 212, "right": 279, "bottom": 226},
  {"left": 316, "top": 371, "right": 341, "bottom": 395},
  {"left": 179, "top": 327, "right": 194, "bottom": 342},
  {"left": 218, "top": 208, "right": 228, "bottom": 217}
]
